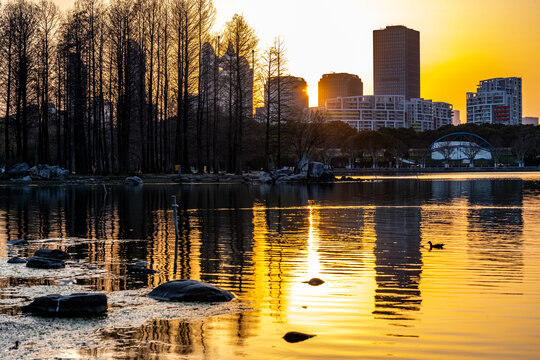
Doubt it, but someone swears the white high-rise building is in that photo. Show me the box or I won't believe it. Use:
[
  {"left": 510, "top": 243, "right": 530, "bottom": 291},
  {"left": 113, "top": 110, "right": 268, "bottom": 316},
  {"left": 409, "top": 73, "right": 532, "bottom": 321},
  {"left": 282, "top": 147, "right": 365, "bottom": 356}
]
[
  {"left": 325, "top": 96, "right": 452, "bottom": 132},
  {"left": 325, "top": 95, "right": 406, "bottom": 131},
  {"left": 406, "top": 98, "right": 453, "bottom": 131},
  {"left": 466, "top": 77, "right": 522, "bottom": 125}
]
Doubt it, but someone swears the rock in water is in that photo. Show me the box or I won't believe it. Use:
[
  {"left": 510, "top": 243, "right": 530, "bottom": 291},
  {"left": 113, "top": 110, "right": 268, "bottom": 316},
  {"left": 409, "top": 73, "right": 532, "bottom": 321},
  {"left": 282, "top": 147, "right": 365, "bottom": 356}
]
[
  {"left": 148, "top": 279, "right": 235, "bottom": 302},
  {"left": 7, "top": 257, "right": 27, "bottom": 264},
  {"left": 6, "top": 239, "right": 29, "bottom": 246},
  {"left": 127, "top": 265, "right": 161, "bottom": 274},
  {"left": 26, "top": 257, "right": 65, "bottom": 269},
  {"left": 33, "top": 249, "right": 70, "bottom": 260},
  {"left": 282, "top": 331, "right": 316, "bottom": 343},
  {"left": 22, "top": 293, "right": 107, "bottom": 317},
  {"left": 302, "top": 278, "right": 325, "bottom": 286}
]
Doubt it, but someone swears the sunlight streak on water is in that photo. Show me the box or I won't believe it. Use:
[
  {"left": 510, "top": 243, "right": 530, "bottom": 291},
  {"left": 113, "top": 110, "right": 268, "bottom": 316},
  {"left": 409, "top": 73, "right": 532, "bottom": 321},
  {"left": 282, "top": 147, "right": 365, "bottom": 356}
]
[{"left": 1, "top": 176, "right": 540, "bottom": 359}]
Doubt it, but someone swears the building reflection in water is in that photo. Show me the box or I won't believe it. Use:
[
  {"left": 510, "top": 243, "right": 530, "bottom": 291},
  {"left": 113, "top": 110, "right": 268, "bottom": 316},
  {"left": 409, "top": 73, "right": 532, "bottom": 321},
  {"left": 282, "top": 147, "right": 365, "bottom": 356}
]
[
  {"left": 0, "top": 179, "right": 531, "bottom": 359},
  {"left": 372, "top": 181, "right": 423, "bottom": 325}
]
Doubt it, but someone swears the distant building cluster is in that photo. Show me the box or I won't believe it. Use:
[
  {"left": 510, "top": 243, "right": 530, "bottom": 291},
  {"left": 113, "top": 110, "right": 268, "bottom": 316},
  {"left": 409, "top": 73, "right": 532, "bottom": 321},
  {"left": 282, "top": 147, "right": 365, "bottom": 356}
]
[
  {"left": 325, "top": 95, "right": 452, "bottom": 131},
  {"left": 258, "top": 25, "right": 533, "bottom": 131},
  {"left": 323, "top": 25, "right": 451, "bottom": 131},
  {"left": 466, "top": 77, "right": 522, "bottom": 125}
]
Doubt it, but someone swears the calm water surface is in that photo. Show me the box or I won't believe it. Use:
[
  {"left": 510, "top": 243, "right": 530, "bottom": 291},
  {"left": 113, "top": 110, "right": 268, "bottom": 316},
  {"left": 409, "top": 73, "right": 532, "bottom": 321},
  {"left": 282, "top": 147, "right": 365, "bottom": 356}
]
[{"left": 1, "top": 173, "right": 540, "bottom": 359}]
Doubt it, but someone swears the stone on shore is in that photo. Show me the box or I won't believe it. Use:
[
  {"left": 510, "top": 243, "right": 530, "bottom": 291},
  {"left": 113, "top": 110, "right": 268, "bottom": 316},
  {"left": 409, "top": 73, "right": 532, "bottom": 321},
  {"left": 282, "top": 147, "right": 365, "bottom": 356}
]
[
  {"left": 258, "top": 171, "right": 273, "bottom": 184},
  {"left": 147, "top": 279, "right": 235, "bottom": 302},
  {"left": 125, "top": 176, "right": 143, "bottom": 185},
  {"left": 26, "top": 257, "right": 65, "bottom": 269},
  {"left": 34, "top": 249, "right": 70, "bottom": 260},
  {"left": 10, "top": 175, "right": 32, "bottom": 183},
  {"left": 7, "top": 257, "right": 27, "bottom": 264},
  {"left": 30, "top": 164, "right": 70, "bottom": 180},
  {"left": 22, "top": 293, "right": 107, "bottom": 317}
]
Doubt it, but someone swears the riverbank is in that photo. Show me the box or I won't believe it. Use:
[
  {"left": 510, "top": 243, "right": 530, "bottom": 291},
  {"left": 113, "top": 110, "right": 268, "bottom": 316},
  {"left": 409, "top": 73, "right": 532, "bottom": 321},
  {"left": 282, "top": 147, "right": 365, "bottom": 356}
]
[{"left": 2, "top": 166, "right": 540, "bottom": 186}]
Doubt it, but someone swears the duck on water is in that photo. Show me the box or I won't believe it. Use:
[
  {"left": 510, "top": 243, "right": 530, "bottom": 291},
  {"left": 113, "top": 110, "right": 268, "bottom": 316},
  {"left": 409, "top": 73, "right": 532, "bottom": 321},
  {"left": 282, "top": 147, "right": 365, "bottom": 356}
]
[{"left": 427, "top": 241, "right": 444, "bottom": 250}]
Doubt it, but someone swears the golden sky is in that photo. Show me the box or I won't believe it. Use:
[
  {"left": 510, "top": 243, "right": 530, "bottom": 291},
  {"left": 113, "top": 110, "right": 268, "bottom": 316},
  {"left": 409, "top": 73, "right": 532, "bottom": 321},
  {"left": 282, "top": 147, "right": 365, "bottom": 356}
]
[{"left": 54, "top": 0, "right": 540, "bottom": 120}]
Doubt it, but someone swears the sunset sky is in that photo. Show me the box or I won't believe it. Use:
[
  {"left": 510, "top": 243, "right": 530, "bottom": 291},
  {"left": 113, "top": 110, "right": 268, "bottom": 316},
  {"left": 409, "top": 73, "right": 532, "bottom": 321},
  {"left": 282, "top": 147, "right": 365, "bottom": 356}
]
[{"left": 55, "top": 0, "right": 540, "bottom": 121}]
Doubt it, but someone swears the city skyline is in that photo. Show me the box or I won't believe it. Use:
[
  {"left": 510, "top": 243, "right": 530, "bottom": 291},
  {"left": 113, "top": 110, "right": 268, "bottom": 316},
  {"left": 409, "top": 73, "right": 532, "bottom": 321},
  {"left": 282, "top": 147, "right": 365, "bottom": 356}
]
[
  {"left": 50, "top": 0, "right": 540, "bottom": 120},
  {"left": 210, "top": 0, "right": 540, "bottom": 119}
]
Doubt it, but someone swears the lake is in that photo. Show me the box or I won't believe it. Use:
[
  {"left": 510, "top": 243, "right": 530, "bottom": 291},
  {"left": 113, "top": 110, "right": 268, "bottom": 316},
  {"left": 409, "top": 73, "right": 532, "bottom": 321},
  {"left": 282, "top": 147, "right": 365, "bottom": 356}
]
[{"left": 1, "top": 173, "right": 540, "bottom": 359}]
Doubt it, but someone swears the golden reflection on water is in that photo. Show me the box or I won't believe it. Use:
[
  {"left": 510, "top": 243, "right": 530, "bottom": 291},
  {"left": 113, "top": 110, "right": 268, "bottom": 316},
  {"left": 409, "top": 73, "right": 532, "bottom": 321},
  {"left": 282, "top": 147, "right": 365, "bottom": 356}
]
[{"left": 0, "top": 179, "right": 540, "bottom": 359}]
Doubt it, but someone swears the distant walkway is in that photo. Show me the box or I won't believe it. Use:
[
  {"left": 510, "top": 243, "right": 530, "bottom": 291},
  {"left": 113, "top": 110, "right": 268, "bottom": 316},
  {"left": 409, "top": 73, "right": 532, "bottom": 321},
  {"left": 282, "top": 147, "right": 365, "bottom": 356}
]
[{"left": 334, "top": 166, "right": 540, "bottom": 176}]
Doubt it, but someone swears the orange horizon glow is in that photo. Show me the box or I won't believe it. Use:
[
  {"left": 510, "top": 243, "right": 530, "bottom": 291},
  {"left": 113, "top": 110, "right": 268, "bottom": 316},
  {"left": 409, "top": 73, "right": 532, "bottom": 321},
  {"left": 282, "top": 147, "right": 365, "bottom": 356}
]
[{"left": 52, "top": 0, "right": 540, "bottom": 121}]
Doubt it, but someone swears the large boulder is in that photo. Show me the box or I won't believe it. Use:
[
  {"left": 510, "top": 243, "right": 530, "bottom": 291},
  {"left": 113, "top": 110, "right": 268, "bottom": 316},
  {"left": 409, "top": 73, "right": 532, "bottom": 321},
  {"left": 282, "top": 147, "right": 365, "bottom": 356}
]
[
  {"left": 26, "top": 257, "right": 65, "bottom": 269},
  {"left": 147, "top": 279, "right": 235, "bottom": 302},
  {"left": 125, "top": 176, "right": 143, "bottom": 186},
  {"left": 258, "top": 171, "right": 273, "bottom": 184},
  {"left": 34, "top": 249, "right": 70, "bottom": 260},
  {"left": 296, "top": 154, "right": 309, "bottom": 173},
  {"left": 274, "top": 167, "right": 293, "bottom": 179},
  {"left": 7, "top": 163, "right": 30, "bottom": 178},
  {"left": 308, "top": 162, "right": 325, "bottom": 178},
  {"left": 22, "top": 293, "right": 107, "bottom": 317}
]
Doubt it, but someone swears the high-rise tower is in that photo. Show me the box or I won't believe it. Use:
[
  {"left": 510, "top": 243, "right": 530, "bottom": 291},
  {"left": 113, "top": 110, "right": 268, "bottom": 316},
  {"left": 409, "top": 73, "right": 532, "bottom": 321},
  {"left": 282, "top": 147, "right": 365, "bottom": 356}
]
[{"left": 373, "top": 25, "right": 420, "bottom": 100}]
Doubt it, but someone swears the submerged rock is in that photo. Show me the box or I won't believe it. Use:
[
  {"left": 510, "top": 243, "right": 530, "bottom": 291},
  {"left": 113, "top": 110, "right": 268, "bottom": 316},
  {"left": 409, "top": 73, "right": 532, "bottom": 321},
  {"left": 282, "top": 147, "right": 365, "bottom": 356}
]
[
  {"left": 303, "top": 278, "right": 325, "bottom": 286},
  {"left": 147, "top": 279, "right": 235, "bottom": 302},
  {"left": 127, "top": 264, "right": 161, "bottom": 274},
  {"left": 7, "top": 257, "right": 27, "bottom": 264},
  {"left": 33, "top": 249, "right": 70, "bottom": 260},
  {"left": 282, "top": 331, "right": 316, "bottom": 343},
  {"left": 26, "top": 257, "right": 65, "bottom": 269},
  {"left": 22, "top": 293, "right": 107, "bottom": 317},
  {"left": 125, "top": 176, "right": 143, "bottom": 185},
  {"left": 6, "top": 239, "right": 29, "bottom": 246}
]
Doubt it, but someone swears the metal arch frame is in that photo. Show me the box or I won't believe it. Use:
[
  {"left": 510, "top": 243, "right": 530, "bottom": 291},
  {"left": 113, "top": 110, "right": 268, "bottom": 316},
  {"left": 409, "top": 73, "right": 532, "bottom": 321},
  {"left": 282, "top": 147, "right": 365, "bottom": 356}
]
[
  {"left": 430, "top": 132, "right": 494, "bottom": 150},
  {"left": 422, "top": 132, "right": 496, "bottom": 165}
]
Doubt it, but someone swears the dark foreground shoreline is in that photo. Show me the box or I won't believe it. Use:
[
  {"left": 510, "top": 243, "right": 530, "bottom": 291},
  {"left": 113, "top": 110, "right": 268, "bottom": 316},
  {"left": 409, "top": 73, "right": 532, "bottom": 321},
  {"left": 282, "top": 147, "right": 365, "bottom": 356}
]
[{"left": 1, "top": 166, "right": 539, "bottom": 186}]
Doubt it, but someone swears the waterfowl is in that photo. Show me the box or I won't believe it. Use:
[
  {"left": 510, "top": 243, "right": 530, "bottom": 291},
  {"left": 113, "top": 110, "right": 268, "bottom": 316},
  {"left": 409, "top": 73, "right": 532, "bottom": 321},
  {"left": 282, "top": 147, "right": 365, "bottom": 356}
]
[
  {"left": 427, "top": 241, "right": 444, "bottom": 250},
  {"left": 302, "top": 278, "right": 325, "bottom": 286}
]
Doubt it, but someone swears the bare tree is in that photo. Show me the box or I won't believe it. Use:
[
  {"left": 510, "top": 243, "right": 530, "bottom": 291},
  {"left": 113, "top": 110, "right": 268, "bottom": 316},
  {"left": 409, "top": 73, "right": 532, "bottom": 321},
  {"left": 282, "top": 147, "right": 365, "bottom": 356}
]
[{"left": 223, "top": 14, "right": 258, "bottom": 174}]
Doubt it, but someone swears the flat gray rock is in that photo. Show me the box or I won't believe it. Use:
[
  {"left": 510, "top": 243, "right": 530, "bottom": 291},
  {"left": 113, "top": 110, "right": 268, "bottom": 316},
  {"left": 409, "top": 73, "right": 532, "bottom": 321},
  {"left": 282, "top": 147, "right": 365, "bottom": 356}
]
[
  {"left": 148, "top": 279, "right": 234, "bottom": 302},
  {"left": 34, "top": 249, "right": 70, "bottom": 260},
  {"left": 26, "top": 257, "right": 65, "bottom": 269},
  {"left": 22, "top": 293, "right": 107, "bottom": 317},
  {"left": 7, "top": 257, "right": 27, "bottom": 264}
]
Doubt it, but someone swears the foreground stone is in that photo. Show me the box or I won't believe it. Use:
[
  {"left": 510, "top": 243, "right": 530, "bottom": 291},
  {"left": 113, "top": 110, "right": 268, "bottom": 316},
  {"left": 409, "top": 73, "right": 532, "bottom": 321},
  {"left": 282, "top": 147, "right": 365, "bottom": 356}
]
[
  {"left": 22, "top": 293, "right": 107, "bottom": 317},
  {"left": 26, "top": 257, "right": 65, "bottom": 269},
  {"left": 303, "top": 278, "right": 325, "bottom": 286},
  {"left": 282, "top": 331, "right": 316, "bottom": 343},
  {"left": 33, "top": 249, "right": 70, "bottom": 260},
  {"left": 148, "top": 279, "right": 235, "bottom": 302},
  {"left": 7, "top": 257, "right": 27, "bottom": 264}
]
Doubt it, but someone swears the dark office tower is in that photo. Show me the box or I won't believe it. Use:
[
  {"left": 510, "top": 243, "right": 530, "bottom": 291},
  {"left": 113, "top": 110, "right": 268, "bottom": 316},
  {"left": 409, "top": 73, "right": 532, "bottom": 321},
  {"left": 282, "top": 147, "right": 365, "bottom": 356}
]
[
  {"left": 318, "top": 73, "right": 363, "bottom": 107},
  {"left": 373, "top": 25, "right": 420, "bottom": 100}
]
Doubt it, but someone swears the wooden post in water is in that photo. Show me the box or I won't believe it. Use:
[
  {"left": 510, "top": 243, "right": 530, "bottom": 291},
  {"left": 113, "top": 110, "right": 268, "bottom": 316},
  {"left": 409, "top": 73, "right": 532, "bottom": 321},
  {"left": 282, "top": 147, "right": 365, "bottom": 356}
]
[{"left": 172, "top": 195, "right": 180, "bottom": 274}]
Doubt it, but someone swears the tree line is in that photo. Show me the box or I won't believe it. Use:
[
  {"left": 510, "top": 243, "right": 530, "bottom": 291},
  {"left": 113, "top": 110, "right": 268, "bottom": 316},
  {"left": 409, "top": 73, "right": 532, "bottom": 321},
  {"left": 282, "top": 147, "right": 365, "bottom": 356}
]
[
  {"left": 0, "top": 0, "right": 268, "bottom": 174},
  {"left": 1, "top": 0, "right": 539, "bottom": 174}
]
